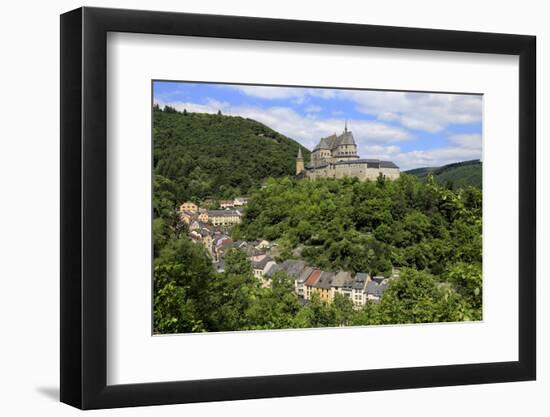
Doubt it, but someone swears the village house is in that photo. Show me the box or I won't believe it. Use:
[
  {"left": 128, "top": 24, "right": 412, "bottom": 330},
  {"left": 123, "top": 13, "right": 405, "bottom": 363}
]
[
  {"left": 220, "top": 200, "right": 235, "bottom": 209},
  {"left": 212, "top": 236, "right": 232, "bottom": 260},
  {"left": 312, "top": 271, "right": 336, "bottom": 303},
  {"left": 303, "top": 269, "right": 322, "bottom": 300},
  {"left": 331, "top": 271, "right": 353, "bottom": 299},
  {"left": 179, "top": 210, "right": 195, "bottom": 224},
  {"left": 213, "top": 259, "right": 225, "bottom": 273},
  {"left": 351, "top": 273, "right": 370, "bottom": 306},
  {"left": 243, "top": 254, "right": 390, "bottom": 304},
  {"left": 198, "top": 209, "right": 209, "bottom": 223},
  {"left": 208, "top": 209, "right": 242, "bottom": 226},
  {"left": 179, "top": 201, "right": 198, "bottom": 213},
  {"left": 264, "top": 263, "right": 282, "bottom": 280},
  {"left": 251, "top": 256, "right": 277, "bottom": 288},
  {"left": 296, "top": 266, "right": 314, "bottom": 298},
  {"left": 189, "top": 230, "right": 202, "bottom": 242},
  {"left": 279, "top": 259, "right": 308, "bottom": 294},
  {"left": 254, "top": 239, "right": 271, "bottom": 251},
  {"left": 189, "top": 220, "right": 201, "bottom": 231},
  {"left": 233, "top": 197, "right": 248, "bottom": 206},
  {"left": 366, "top": 278, "right": 389, "bottom": 302},
  {"left": 219, "top": 197, "right": 249, "bottom": 209},
  {"left": 201, "top": 230, "right": 213, "bottom": 255}
]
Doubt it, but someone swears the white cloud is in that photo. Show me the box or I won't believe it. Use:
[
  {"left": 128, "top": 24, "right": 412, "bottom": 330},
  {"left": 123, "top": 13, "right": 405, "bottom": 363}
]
[
  {"left": 448, "top": 133, "right": 482, "bottom": 150},
  {"left": 227, "top": 85, "right": 307, "bottom": 100},
  {"left": 305, "top": 104, "right": 322, "bottom": 113},
  {"left": 222, "top": 86, "right": 482, "bottom": 133},
  {"left": 350, "top": 91, "right": 482, "bottom": 133},
  {"left": 361, "top": 144, "right": 481, "bottom": 171},
  {"left": 156, "top": 98, "right": 228, "bottom": 114},
  {"left": 360, "top": 139, "right": 482, "bottom": 170},
  {"left": 392, "top": 147, "right": 481, "bottom": 170}
]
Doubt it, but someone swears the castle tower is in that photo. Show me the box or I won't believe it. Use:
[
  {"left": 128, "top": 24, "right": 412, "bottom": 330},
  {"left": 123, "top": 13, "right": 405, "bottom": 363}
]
[{"left": 296, "top": 147, "right": 304, "bottom": 175}]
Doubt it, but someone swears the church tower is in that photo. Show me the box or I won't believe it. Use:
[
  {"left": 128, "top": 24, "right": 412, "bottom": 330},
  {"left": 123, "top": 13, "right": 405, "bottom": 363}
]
[{"left": 296, "top": 147, "right": 304, "bottom": 175}]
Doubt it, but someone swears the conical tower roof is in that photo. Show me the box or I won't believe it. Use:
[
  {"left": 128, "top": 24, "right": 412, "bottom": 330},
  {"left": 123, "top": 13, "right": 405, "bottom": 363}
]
[{"left": 297, "top": 147, "right": 303, "bottom": 159}]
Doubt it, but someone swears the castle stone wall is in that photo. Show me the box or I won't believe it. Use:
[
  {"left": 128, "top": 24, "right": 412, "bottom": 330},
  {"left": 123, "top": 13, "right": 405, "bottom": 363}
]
[{"left": 305, "top": 163, "right": 400, "bottom": 181}]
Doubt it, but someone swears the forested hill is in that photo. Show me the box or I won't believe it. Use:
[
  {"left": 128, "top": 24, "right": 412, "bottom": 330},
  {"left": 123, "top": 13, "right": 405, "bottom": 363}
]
[
  {"left": 153, "top": 106, "right": 310, "bottom": 203},
  {"left": 405, "top": 160, "right": 482, "bottom": 189}
]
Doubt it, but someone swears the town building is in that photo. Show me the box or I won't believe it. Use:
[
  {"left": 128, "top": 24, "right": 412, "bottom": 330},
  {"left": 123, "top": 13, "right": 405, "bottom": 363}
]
[
  {"left": 208, "top": 209, "right": 242, "bottom": 226},
  {"left": 264, "top": 263, "right": 283, "bottom": 280},
  {"left": 213, "top": 236, "right": 233, "bottom": 260},
  {"left": 366, "top": 278, "right": 389, "bottom": 302},
  {"left": 179, "top": 210, "right": 195, "bottom": 224},
  {"left": 252, "top": 256, "right": 277, "bottom": 288},
  {"left": 198, "top": 211, "right": 209, "bottom": 223},
  {"left": 296, "top": 123, "right": 400, "bottom": 181},
  {"left": 312, "top": 271, "right": 336, "bottom": 303},
  {"left": 189, "top": 220, "right": 201, "bottom": 231},
  {"left": 279, "top": 259, "right": 308, "bottom": 294},
  {"left": 255, "top": 239, "right": 271, "bottom": 251},
  {"left": 296, "top": 266, "right": 314, "bottom": 298},
  {"left": 304, "top": 269, "right": 322, "bottom": 300},
  {"left": 179, "top": 201, "right": 198, "bottom": 213},
  {"left": 219, "top": 197, "right": 249, "bottom": 208},
  {"left": 220, "top": 200, "right": 235, "bottom": 209},
  {"left": 201, "top": 231, "right": 213, "bottom": 255},
  {"left": 351, "top": 272, "right": 370, "bottom": 306},
  {"left": 233, "top": 197, "right": 248, "bottom": 206}
]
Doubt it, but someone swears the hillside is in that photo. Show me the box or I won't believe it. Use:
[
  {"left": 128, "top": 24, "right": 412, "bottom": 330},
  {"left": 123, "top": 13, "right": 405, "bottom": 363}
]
[
  {"left": 153, "top": 106, "right": 310, "bottom": 205},
  {"left": 405, "top": 160, "right": 482, "bottom": 188}
]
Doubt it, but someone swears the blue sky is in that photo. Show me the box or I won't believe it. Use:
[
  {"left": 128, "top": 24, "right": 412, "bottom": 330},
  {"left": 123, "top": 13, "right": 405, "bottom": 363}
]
[{"left": 154, "top": 81, "right": 482, "bottom": 170}]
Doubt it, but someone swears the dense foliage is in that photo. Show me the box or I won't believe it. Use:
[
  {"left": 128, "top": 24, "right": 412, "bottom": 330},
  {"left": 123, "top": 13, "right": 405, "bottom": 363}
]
[
  {"left": 154, "top": 244, "right": 481, "bottom": 334},
  {"left": 153, "top": 105, "right": 310, "bottom": 203},
  {"left": 152, "top": 107, "right": 482, "bottom": 333},
  {"left": 405, "top": 159, "right": 482, "bottom": 189},
  {"left": 154, "top": 173, "right": 482, "bottom": 334},
  {"left": 234, "top": 174, "right": 482, "bottom": 279}
]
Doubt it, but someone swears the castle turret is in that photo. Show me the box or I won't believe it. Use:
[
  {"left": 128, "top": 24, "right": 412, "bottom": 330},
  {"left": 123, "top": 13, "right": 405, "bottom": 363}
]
[{"left": 296, "top": 147, "right": 304, "bottom": 175}]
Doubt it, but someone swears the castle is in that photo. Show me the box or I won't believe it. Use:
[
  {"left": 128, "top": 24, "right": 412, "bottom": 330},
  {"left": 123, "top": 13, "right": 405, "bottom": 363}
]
[{"left": 296, "top": 123, "right": 400, "bottom": 181}]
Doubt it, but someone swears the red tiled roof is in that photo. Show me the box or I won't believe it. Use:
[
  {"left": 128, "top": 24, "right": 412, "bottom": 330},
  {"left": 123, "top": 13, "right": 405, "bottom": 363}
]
[{"left": 305, "top": 269, "right": 322, "bottom": 287}]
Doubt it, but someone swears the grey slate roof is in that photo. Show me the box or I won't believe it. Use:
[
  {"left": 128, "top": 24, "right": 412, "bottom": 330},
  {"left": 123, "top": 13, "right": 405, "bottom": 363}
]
[
  {"left": 332, "top": 271, "right": 353, "bottom": 288},
  {"left": 252, "top": 256, "right": 274, "bottom": 270},
  {"left": 313, "top": 130, "right": 357, "bottom": 151},
  {"left": 372, "top": 275, "right": 386, "bottom": 284},
  {"left": 366, "top": 280, "right": 388, "bottom": 298},
  {"left": 314, "top": 271, "right": 335, "bottom": 289},
  {"left": 280, "top": 259, "right": 307, "bottom": 279},
  {"left": 332, "top": 158, "right": 398, "bottom": 167},
  {"left": 352, "top": 272, "right": 369, "bottom": 290},
  {"left": 338, "top": 131, "right": 356, "bottom": 145},
  {"left": 297, "top": 266, "right": 314, "bottom": 284},
  {"left": 213, "top": 259, "right": 225, "bottom": 272},
  {"left": 208, "top": 209, "right": 241, "bottom": 217},
  {"left": 380, "top": 161, "right": 399, "bottom": 169},
  {"left": 264, "top": 263, "right": 282, "bottom": 278}
]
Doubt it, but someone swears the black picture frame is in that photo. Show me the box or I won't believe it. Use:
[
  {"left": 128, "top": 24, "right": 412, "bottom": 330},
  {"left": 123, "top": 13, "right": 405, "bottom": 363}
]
[{"left": 60, "top": 6, "right": 536, "bottom": 410}]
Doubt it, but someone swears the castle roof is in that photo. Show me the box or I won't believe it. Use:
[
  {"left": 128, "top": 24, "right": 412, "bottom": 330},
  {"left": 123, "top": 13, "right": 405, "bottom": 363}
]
[
  {"left": 313, "top": 129, "right": 355, "bottom": 151},
  {"left": 338, "top": 131, "right": 355, "bottom": 145}
]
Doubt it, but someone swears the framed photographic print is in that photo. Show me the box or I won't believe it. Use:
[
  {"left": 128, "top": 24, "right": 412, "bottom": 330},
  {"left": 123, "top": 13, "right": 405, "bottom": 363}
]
[{"left": 60, "top": 6, "right": 536, "bottom": 410}]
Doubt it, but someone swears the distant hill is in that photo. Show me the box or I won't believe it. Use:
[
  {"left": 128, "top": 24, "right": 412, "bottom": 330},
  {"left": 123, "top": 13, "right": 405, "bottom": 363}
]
[
  {"left": 153, "top": 106, "right": 310, "bottom": 203},
  {"left": 405, "top": 160, "right": 482, "bottom": 188}
]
